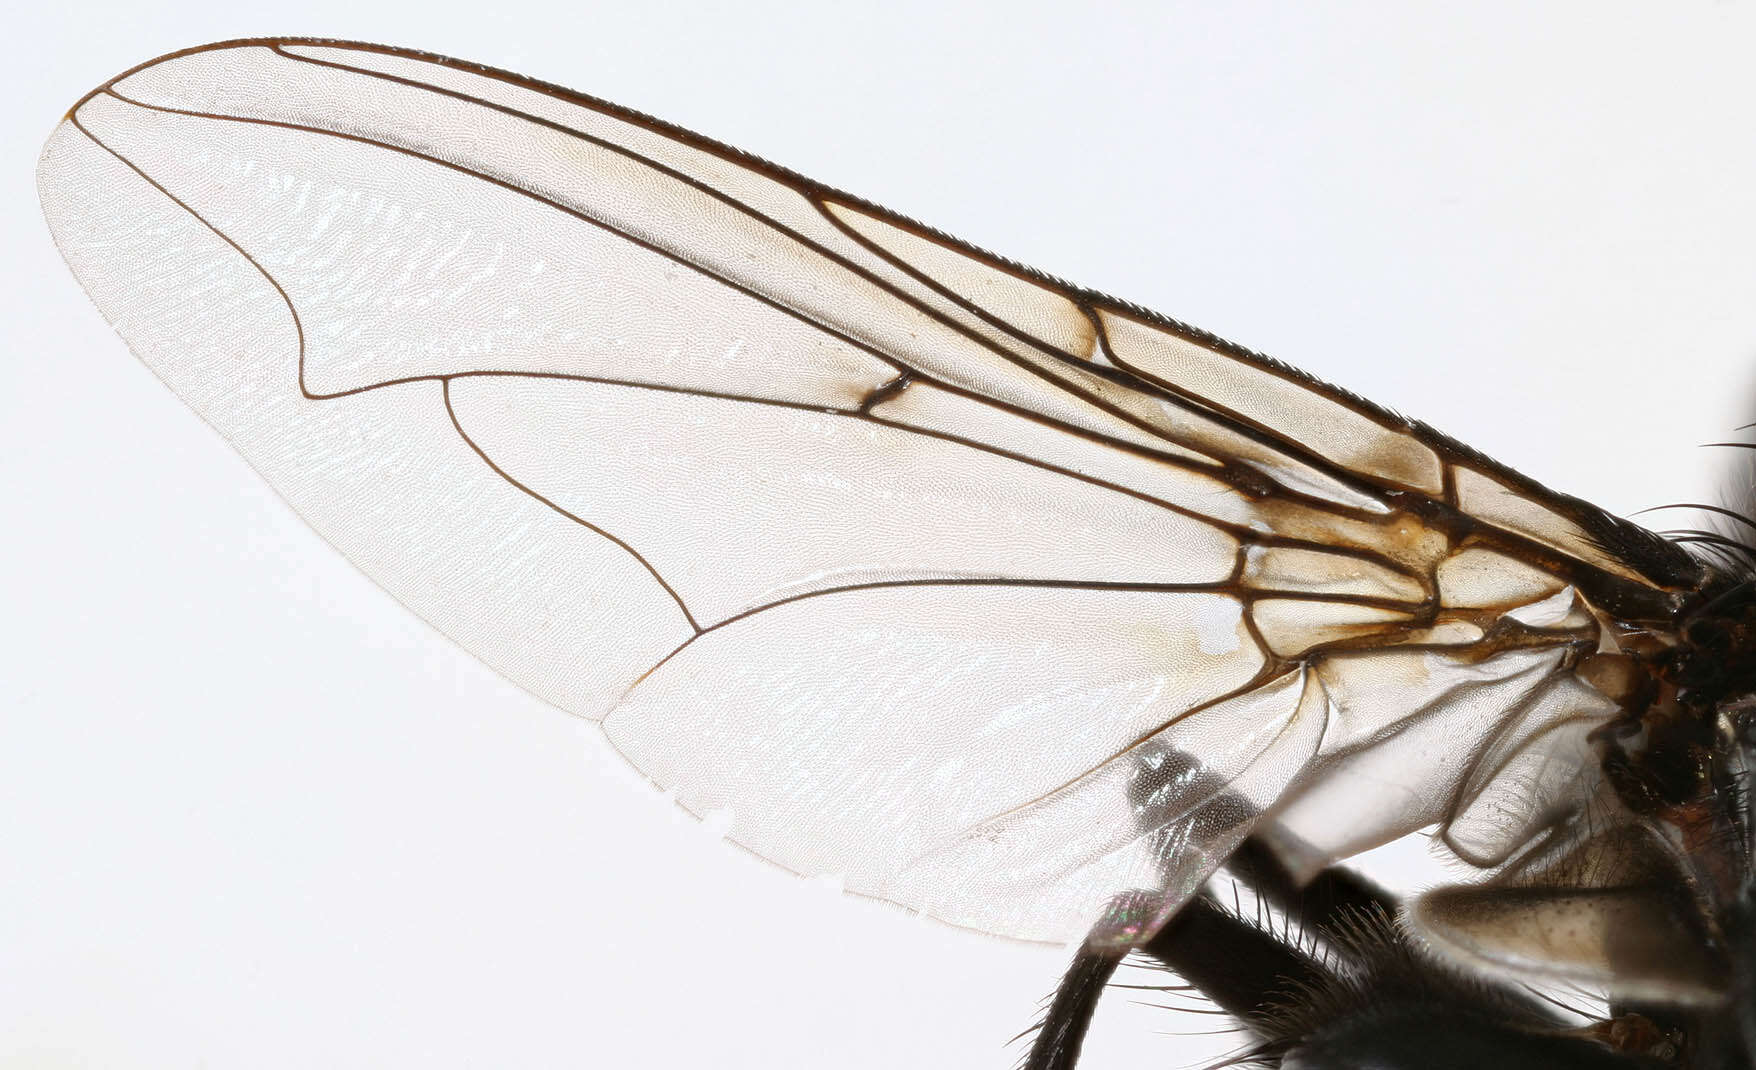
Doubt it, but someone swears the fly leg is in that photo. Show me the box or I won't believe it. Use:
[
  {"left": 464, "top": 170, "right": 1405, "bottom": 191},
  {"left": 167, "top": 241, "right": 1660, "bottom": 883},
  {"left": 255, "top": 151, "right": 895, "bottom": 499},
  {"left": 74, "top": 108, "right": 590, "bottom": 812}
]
[
  {"left": 1019, "top": 837, "right": 1668, "bottom": 1068},
  {"left": 1018, "top": 834, "right": 1389, "bottom": 1070}
]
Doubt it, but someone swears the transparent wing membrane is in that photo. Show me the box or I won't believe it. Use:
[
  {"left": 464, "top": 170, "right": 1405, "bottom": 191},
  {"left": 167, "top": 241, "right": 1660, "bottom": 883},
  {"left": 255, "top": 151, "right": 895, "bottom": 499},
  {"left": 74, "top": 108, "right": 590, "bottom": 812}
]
[{"left": 38, "top": 39, "right": 1706, "bottom": 944}]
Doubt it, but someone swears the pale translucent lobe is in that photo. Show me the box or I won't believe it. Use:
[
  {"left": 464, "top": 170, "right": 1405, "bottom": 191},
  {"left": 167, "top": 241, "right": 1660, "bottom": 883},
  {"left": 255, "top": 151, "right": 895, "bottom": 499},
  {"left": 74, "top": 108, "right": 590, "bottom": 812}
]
[
  {"left": 1268, "top": 647, "right": 1614, "bottom": 875},
  {"left": 1444, "top": 702, "right": 1608, "bottom": 867},
  {"left": 605, "top": 586, "right": 1265, "bottom": 939},
  {"left": 1505, "top": 586, "right": 1591, "bottom": 630},
  {"left": 40, "top": 40, "right": 1679, "bottom": 948}
]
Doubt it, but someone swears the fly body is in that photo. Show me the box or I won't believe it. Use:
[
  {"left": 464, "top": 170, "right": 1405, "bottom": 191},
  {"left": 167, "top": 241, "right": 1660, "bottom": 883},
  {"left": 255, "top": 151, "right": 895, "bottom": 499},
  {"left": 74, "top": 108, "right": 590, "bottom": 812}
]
[{"left": 36, "top": 37, "right": 1756, "bottom": 1069}]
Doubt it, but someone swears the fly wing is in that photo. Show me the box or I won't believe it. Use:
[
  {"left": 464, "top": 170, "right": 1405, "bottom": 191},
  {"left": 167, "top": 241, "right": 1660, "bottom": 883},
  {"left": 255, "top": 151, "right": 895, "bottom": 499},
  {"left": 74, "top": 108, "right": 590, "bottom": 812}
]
[{"left": 37, "top": 39, "right": 1705, "bottom": 944}]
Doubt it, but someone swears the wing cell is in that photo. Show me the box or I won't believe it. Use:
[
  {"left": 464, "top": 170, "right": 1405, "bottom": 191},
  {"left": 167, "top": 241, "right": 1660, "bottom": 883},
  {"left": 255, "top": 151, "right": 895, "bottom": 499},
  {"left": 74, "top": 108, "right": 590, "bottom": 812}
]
[
  {"left": 448, "top": 374, "right": 1237, "bottom": 623},
  {"left": 607, "top": 584, "right": 1266, "bottom": 940}
]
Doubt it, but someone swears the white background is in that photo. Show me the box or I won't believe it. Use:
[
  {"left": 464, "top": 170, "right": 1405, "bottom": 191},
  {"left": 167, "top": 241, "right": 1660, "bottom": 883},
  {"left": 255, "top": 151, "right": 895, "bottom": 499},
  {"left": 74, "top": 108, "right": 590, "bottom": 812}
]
[{"left": 7, "top": 3, "right": 1756, "bottom": 1068}]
